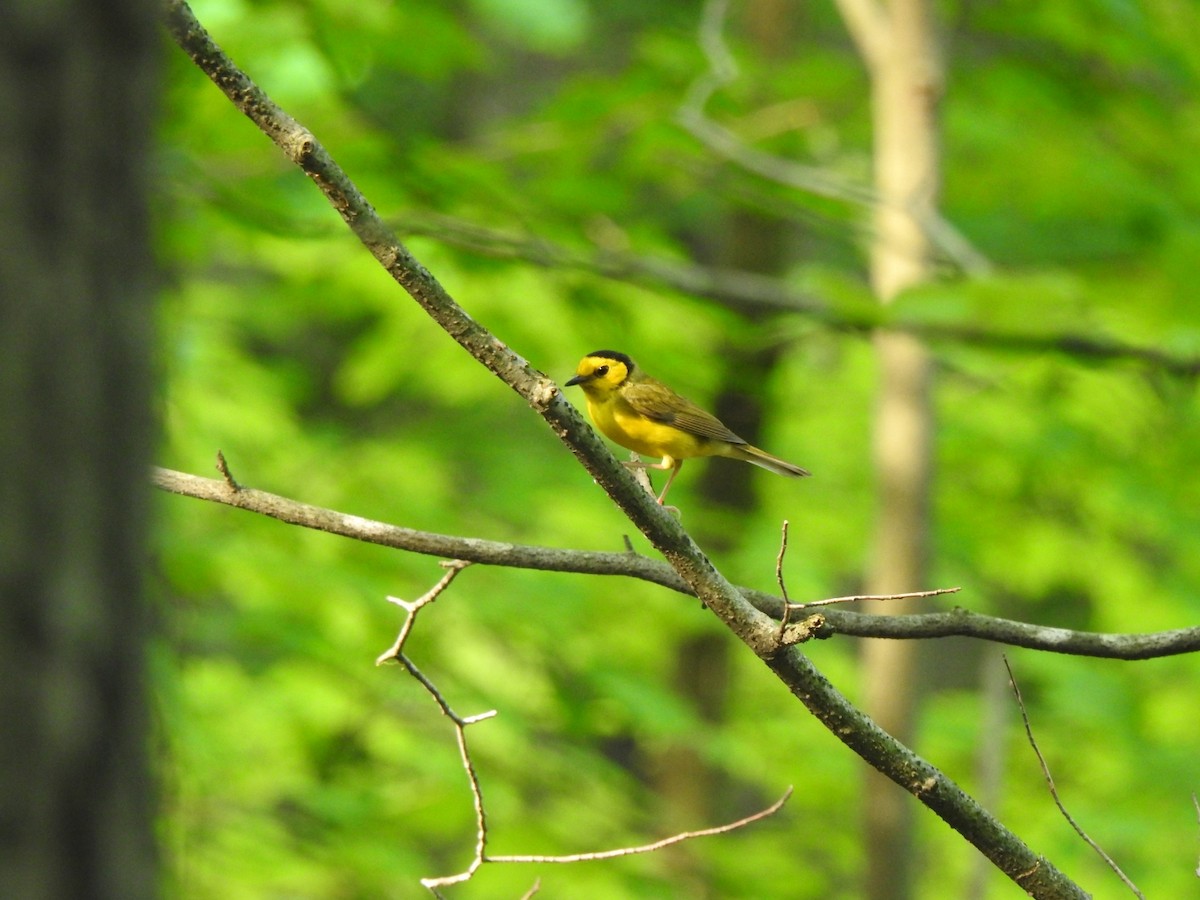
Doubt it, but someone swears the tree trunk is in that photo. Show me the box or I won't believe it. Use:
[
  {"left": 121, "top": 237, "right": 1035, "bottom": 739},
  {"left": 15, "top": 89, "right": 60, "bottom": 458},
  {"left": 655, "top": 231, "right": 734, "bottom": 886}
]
[
  {"left": 842, "top": 0, "right": 941, "bottom": 897},
  {"left": 0, "top": 1, "right": 159, "bottom": 897}
]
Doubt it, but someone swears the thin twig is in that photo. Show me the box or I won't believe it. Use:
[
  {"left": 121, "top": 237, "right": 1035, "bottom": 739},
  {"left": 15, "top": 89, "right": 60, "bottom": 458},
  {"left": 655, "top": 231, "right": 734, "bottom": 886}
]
[
  {"left": 775, "top": 520, "right": 792, "bottom": 635},
  {"left": 487, "top": 787, "right": 792, "bottom": 864},
  {"left": 770, "top": 521, "right": 827, "bottom": 648},
  {"left": 790, "top": 586, "right": 961, "bottom": 610},
  {"left": 1003, "top": 656, "right": 1145, "bottom": 899},
  {"left": 1193, "top": 793, "right": 1200, "bottom": 878}
]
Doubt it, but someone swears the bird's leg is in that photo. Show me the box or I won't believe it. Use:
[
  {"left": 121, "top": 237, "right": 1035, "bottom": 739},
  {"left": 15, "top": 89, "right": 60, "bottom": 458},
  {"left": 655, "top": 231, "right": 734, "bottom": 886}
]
[
  {"left": 655, "top": 460, "right": 683, "bottom": 506},
  {"left": 622, "top": 456, "right": 681, "bottom": 506}
]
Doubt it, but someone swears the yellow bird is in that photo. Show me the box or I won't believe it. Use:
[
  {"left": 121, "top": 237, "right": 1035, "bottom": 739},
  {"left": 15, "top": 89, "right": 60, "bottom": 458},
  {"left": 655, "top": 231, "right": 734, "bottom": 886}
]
[{"left": 565, "top": 350, "right": 810, "bottom": 505}]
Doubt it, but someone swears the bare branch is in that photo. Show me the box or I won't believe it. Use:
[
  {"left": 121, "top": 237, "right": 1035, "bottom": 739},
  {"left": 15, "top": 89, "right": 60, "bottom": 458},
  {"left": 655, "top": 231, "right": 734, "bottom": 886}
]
[
  {"left": 151, "top": 463, "right": 682, "bottom": 586},
  {"left": 153, "top": 465, "right": 1200, "bottom": 661},
  {"left": 1003, "top": 657, "right": 1145, "bottom": 899},
  {"left": 487, "top": 788, "right": 792, "bottom": 864}
]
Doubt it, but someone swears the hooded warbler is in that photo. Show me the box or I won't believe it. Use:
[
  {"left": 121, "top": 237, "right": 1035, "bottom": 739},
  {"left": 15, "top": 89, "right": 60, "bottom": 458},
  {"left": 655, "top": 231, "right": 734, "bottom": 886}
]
[{"left": 566, "top": 350, "right": 810, "bottom": 505}]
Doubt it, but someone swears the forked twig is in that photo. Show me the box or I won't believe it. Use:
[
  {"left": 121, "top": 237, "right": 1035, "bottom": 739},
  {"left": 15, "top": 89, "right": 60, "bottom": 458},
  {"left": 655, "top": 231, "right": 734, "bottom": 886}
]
[
  {"left": 376, "top": 560, "right": 472, "bottom": 665},
  {"left": 1003, "top": 656, "right": 1145, "bottom": 898},
  {"left": 773, "top": 522, "right": 956, "bottom": 646},
  {"left": 376, "top": 561, "right": 497, "bottom": 893},
  {"left": 403, "top": 653, "right": 497, "bottom": 893},
  {"left": 380, "top": 562, "right": 789, "bottom": 893}
]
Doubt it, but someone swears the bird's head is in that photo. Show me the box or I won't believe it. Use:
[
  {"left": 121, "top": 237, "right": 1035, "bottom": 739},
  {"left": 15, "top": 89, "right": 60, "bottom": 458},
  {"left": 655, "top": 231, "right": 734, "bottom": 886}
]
[{"left": 565, "top": 350, "right": 635, "bottom": 398}]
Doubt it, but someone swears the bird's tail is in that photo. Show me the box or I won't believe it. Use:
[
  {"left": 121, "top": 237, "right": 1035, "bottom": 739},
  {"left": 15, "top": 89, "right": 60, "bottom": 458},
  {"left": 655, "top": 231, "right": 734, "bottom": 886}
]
[{"left": 730, "top": 443, "right": 811, "bottom": 478}]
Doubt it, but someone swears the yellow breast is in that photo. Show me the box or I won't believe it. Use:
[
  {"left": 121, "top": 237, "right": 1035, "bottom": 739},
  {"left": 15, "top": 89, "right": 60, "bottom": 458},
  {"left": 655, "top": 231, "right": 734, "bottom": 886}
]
[{"left": 586, "top": 393, "right": 713, "bottom": 461}]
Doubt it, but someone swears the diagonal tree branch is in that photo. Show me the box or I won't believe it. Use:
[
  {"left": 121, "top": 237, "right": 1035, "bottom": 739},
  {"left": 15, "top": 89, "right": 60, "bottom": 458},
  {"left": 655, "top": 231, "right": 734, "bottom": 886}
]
[{"left": 162, "top": 3, "right": 1093, "bottom": 894}]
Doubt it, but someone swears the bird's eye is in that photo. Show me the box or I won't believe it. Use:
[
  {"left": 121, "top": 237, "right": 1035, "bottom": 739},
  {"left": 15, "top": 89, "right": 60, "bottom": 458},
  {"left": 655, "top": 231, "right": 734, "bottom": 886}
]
[{"left": 595, "top": 365, "right": 609, "bottom": 377}]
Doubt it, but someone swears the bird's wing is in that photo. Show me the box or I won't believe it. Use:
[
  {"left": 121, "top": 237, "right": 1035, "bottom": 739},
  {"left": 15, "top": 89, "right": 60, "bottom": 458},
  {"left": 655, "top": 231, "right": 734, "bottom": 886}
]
[{"left": 622, "top": 380, "right": 747, "bottom": 445}]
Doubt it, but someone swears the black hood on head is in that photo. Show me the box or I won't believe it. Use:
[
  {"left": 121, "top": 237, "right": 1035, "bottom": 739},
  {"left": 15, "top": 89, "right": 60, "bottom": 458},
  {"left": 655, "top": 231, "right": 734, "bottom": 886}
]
[{"left": 586, "top": 350, "right": 634, "bottom": 374}]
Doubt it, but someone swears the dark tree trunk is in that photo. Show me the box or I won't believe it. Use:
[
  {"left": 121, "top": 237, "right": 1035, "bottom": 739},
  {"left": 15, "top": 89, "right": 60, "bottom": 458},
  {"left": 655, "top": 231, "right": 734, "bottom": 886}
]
[{"left": 0, "top": 1, "right": 160, "bottom": 897}]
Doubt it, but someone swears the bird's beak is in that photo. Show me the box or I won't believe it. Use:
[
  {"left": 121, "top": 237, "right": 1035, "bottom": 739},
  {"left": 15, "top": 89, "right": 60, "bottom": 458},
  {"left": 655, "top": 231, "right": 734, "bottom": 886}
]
[{"left": 565, "top": 373, "right": 588, "bottom": 386}]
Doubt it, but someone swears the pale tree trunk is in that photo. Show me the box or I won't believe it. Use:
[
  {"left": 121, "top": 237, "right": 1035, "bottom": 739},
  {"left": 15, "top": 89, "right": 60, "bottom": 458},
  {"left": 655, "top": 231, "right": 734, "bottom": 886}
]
[
  {"left": 837, "top": 0, "right": 939, "bottom": 897},
  {"left": 0, "top": 1, "right": 159, "bottom": 897},
  {"left": 652, "top": 4, "right": 798, "bottom": 892}
]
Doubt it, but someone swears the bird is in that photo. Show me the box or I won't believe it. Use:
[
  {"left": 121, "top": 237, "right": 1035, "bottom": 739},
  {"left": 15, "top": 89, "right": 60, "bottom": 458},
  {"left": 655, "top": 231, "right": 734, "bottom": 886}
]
[{"left": 565, "top": 349, "right": 810, "bottom": 505}]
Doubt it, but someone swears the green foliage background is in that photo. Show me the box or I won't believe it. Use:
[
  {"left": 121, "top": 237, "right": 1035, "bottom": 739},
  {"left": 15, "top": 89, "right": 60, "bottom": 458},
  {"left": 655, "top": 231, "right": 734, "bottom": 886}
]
[{"left": 155, "top": 1, "right": 1200, "bottom": 896}]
